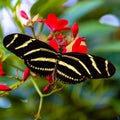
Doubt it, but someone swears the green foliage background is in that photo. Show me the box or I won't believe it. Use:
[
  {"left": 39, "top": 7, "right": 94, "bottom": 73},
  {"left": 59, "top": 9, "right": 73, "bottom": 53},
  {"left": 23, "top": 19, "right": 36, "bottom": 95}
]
[{"left": 0, "top": 0, "right": 120, "bottom": 120}]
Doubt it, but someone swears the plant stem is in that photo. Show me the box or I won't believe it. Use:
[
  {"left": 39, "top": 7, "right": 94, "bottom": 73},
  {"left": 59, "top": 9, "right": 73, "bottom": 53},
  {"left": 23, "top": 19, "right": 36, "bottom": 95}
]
[
  {"left": 31, "top": 78, "right": 42, "bottom": 97},
  {"left": 35, "top": 97, "right": 43, "bottom": 120},
  {"left": 31, "top": 26, "right": 36, "bottom": 38},
  {"left": 31, "top": 78, "right": 43, "bottom": 120},
  {"left": 31, "top": 77, "right": 64, "bottom": 120},
  {"left": 43, "top": 85, "right": 64, "bottom": 97}
]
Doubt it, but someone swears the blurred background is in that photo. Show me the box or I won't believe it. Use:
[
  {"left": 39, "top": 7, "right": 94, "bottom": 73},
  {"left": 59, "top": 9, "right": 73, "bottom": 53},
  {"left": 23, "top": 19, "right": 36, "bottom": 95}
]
[{"left": 0, "top": 0, "right": 120, "bottom": 120}]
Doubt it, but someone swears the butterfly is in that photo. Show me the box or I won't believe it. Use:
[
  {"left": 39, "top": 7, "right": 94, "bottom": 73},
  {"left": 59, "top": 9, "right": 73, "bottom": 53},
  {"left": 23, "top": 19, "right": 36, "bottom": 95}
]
[{"left": 3, "top": 33, "right": 115, "bottom": 84}]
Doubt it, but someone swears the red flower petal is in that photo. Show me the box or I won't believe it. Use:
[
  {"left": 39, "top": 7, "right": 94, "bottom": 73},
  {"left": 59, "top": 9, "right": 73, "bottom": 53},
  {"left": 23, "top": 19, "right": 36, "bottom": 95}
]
[
  {"left": 23, "top": 68, "right": 30, "bottom": 81},
  {"left": 0, "top": 62, "right": 5, "bottom": 76},
  {"left": 72, "top": 37, "right": 88, "bottom": 54},
  {"left": 20, "top": 10, "right": 29, "bottom": 20},
  {"left": 0, "top": 84, "right": 11, "bottom": 91},
  {"left": 55, "top": 19, "right": 70, "bottom": 32},
  {"left": 72, "top": 22, "right": 79, "bottom": 38},
  {"left": 44, "top": 14, "right": 58, "bottom": 31},
  {"left": 57, "top": 19, "right": 69, "bottom": 29},
  {"left": 77, "top": 45, "right": 88, "bottom": 54},
  {"left": 48, "top": 40, "right": 59, "bottom": 51},
  {"left": 44, "top": 13, "right": 70, "bottom": 32}
]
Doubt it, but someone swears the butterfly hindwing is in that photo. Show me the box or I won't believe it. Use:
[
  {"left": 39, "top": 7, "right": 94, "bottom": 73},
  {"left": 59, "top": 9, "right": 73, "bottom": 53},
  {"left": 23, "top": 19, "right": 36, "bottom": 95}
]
[{"left": 56, "top": 52, "right": 115, "bottom": 84}]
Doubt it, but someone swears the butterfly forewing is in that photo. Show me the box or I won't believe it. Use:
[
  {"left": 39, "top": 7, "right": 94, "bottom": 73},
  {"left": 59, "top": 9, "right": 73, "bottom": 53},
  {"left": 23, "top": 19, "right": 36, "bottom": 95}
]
[
  {"left": 3, "top": 34, "right": 57, "bottom": 59},
  {"left": 3, "top": 33, "right": 57, "bottom": 76}
]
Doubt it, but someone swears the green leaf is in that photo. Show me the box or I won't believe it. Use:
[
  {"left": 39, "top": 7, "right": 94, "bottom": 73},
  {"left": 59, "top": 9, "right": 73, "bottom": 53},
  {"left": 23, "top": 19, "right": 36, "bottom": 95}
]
[
  {"left": 93, "top": 42, "right": 120, "bottom": 53},
  {"left": 0, "top": 24, "right": 3, "bottom": 40},
  {"left": 0, "top": 0, "right": 11, "bottom": 9},
  {"left": 79, "top": 20, "right": 116, "bottom": 37},
  {"left": 0, "top": 43, "right": 11, "bottom": 61},
  {"left": 4, "top": 55, "right": 26, "bottom": 72},
  {"left": 30, "top": 0, "right": 67, "bottom": 17},
  {"left": 61, "top": 0, "right": 104, "bottom": 24}
]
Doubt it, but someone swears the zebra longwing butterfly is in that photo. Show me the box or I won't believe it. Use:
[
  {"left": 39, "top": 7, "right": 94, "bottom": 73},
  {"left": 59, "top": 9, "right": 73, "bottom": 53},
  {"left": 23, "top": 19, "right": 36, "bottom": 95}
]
[{"left": 3, "top": 33, "right": 115, "bottom": 84}]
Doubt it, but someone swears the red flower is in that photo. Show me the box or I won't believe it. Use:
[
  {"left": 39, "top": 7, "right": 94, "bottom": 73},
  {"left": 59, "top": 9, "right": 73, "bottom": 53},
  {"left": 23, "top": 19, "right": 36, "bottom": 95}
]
[
  {"left": 72, "top": 37, "right": 88, "bottom": 54},
  {"left": 72, "top": 22, "right": 79, "bottom": 38},
  {"left": 48, "top": 40, "right": 66, "bottom": 53},
  {"left": 0, "top": 62, "right": 5, "bottom": 76},
  {"left": 20, "top": 10, "right": 29, "bottom": 20},
  {"left": 23, "top": 68, "right": 30, "bottom": 81},
  {"left": 0, "top": 84, "right": 11, "bottom": 91},
  {"left": 44, "top": 14, "right": 70, "bottom": 32}
]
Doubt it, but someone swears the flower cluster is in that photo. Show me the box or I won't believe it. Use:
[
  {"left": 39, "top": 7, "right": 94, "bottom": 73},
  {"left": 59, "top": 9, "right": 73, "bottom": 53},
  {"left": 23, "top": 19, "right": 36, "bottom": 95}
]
[
  {"left": 20, "top": 12, "right": 88, "bottom": 54},
  {"left": 44, "top": 14, "right": 88, "bottom": 54}
]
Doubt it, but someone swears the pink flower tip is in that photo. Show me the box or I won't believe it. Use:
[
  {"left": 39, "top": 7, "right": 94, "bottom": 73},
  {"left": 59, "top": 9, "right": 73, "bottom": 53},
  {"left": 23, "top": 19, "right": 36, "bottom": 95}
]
[
  {"left": 23, "top": 68, "right": 30, "bottom": 81},
  {"left": 72, "top": 22, "right": 79, "bottom": 38},
  {"left": 0, "top": 84, "right": 11, "bottom": 91},
  {"left": 37, "top": 18, "right": 43, "bottom": 23},
  {"left": 20, "top": 10, "right": 29, "bottom": 20}
]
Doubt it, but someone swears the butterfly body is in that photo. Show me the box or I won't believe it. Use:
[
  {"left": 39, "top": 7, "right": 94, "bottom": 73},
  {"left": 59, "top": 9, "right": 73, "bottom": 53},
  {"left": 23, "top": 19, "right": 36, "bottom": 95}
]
[{"left": 3, "top": 33, "right": 115, "bottom": 84}]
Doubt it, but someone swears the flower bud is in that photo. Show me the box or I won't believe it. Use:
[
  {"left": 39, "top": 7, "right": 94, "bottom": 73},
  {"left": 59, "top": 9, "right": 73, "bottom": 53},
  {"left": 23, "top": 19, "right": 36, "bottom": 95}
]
[
  {"left": 72, "top": 22, "right": 79, "bottom": 38},
  {"left": 0, "top": 62, "right": 5, "bottom": 76},
  {"left": 23, "top": 68, "right": 30, "bottom": 81},
  {"left": 0, "top": 84, "right": 11, "bottom": 91},
  {"left": 20, "top": 10, "right": 29, "bottom": 20},
  {"left": 43, "top": 84, "right": 50, "bottom": 92}
]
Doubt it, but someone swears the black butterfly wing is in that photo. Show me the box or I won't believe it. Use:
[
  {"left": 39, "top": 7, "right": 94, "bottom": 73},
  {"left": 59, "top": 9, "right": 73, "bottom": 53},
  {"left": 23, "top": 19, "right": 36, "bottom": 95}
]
[
  {"left": 56, "top": 52, "right": 115, "bottom": 84},
  {"left": 3, "top": 33, "right": 57, "bottom": 76},
  {"left": 3, "top": 33, "right": 116, "bottom": 83}
]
